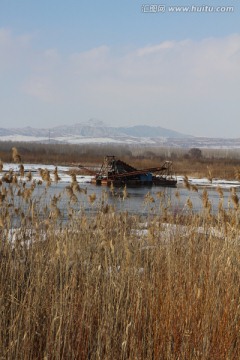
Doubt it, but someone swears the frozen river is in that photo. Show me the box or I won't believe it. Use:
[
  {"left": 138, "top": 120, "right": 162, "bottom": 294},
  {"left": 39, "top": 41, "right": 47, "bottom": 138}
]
[{"left": 34, "top": 180, "right": 239, "bottom": 218}]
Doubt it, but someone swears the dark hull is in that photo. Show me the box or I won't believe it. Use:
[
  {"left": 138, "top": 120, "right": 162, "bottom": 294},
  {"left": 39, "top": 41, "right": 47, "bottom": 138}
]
[
  {"left": 152, "top": 177, "right": 177, "bottom": 187},
  {"left": 91, "top": 177, "right": 177, "bottom": 188}
]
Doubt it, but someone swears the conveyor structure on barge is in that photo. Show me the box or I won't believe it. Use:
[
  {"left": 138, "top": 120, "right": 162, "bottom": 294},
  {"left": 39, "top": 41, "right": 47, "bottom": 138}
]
[{"left": 91, "top": 156, "right": 177, "bottom": 187}]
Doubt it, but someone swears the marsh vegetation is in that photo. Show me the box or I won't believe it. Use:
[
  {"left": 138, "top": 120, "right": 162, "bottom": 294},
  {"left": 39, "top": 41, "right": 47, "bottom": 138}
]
[{"left": 0, "top": 146, "right": 240, "bottom": 359}]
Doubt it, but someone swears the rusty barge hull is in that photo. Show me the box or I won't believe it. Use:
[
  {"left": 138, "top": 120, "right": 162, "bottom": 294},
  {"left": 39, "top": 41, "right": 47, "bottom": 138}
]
[
  {"left": 91, "top": 177, "right": 177, "bottom": 187},
  {"left": 91, "top": 156, "right": 177, "bottom": 188}
]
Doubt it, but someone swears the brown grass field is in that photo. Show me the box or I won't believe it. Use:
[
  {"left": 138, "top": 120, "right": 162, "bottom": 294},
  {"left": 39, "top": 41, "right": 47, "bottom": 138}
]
[{"left": 0, "top": 145, "right": 240, "bottom": 359}]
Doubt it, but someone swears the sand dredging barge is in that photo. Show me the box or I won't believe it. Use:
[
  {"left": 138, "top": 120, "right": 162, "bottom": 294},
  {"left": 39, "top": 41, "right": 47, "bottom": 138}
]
[{"left": 90, "top": 156, "right": 177, "bottom": 187}]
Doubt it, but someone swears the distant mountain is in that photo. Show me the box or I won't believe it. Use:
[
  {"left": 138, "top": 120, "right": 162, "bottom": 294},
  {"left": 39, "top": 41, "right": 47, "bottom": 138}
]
[
  {"left": 1, "top": 120, "right": 240, "bottom": 147},
  {"left": 51, "top": 122, "right": 123, "bottom": 138},
  {"left": 0, "top": 120, "right": 190, "bottom": 141},
  {"left": 118, "top": 125, "right": 190, "bottom": 138},
  {"left": 0, "top": 128, "right": 15, "bottom": 136}
]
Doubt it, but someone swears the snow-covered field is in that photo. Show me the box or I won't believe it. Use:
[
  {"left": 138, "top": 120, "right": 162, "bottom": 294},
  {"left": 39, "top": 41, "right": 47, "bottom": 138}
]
[{"left": 0, "top": 135, "right": 159, "bottom": 145}]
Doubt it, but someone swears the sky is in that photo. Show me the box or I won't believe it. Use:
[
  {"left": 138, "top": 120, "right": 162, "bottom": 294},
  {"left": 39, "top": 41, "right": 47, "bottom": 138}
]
[{"left": 0, "top": 0, "right": 240, "bottom": 138}]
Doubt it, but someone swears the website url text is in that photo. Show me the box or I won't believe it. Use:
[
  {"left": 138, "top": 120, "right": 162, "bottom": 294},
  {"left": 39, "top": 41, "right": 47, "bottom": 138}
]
[{"left": 141, "top": 4, "right": 235, "bottom": 13}]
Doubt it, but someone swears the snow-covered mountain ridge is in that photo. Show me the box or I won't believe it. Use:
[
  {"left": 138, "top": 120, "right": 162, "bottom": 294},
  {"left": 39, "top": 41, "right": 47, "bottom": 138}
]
[
  {"left": 0, "top": 120, "right": 240, "bottom": 148},
  {"left": 0, "top": 120, "right": 188, "bottom": 139}
]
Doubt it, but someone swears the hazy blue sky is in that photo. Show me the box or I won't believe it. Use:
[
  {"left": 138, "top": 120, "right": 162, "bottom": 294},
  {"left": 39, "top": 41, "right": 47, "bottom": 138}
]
[{"left": 0, "top": 0, "right": 240, "bottom": 137}]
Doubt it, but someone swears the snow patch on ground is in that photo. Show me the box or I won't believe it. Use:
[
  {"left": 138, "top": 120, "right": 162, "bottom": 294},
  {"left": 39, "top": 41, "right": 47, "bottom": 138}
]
[
  {"left": 0, "top": 135, "right": 49, "bottom": 142},
  {"left": 1, "top": 163, "right": 94, "bottom": 183},
  {"left": 177, "top": 176, "right": 240, "bottom": 189}
]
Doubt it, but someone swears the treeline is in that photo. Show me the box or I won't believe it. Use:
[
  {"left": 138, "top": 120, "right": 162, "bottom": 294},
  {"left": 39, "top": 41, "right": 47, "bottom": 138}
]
[
  {"left": 0, "top": 142, "right": 133, "bottom": 165},
  {"left": 0, "top": 141, "right": 175, "bottom": 165},
  {"left": 0, "top": 141, "right": 240, "bottom": 164}
]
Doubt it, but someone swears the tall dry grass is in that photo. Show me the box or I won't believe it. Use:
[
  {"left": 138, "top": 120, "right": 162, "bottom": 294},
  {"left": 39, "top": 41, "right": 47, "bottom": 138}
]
[{"left": 0, "top": 150, "right": 240, "bottom": 359}]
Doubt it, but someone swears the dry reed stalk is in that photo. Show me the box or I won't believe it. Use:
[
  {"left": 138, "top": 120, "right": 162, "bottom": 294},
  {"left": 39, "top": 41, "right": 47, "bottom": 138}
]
[
  {"left": 144, "top": 192, "right": 155, "bottom": 203},
  {"left": 207, "top": 166, "right": 213, "bottom": 183},
  {"left": 22, "top": 188, "right": 33, "bottom": 201},
  {"left": 12, "top": 147, "right": 22, "bottom": 163},
  {"left": 2, "top": 173, "right": 13, "bottom": 184},
  {"left": 73, "top": 182, "right": 87, "bottom": 194},
  {"left": 70, "top": 173, "right": 77, "bottom": 183},
  {"left": 39, "top": 168, "right": 51, "bottom": 186},
  {"left": 88, "top": 193, "right": 96, "bottom": 204},
  {"left": 186, "top": 197, "right": 193, "bottom": 210},
  {"left": 110, "top": 181, "right": 114, "bottom": 195},
  {"left": 174, "top": 190, "right": 180, "bottom": 199},
  {"left": 26, "top": 171, "right": 32, "bottom": 181},
  {"left": 183, "top": 176, "right": 198, "bottom": 192},
  {"left": 216, "top": 186, "right": 224, "bottom": 198},
  {"left": 53, "top": 166, "right": 61, "bottom": 183},
  {"left": 183, "top": 175, "right": 191, "bottom": 190},
  {"left": 230, "top": 187, "right": 239, "bottom": 210},
  {"left": 12, "top": 174, "right": 18, "bottom": 184},
  {"left": 190, "top": 184, "right": 198, "bottom": 192},
  {"left": 122, "top": 184, "right": 128, "bottom": 200},
  {"left": 234, "top": 168, "right": 240, "bottom": 181},
  {"left": 19, "top": 164, "right": 24, "bottom": 177},
  {"left": 202, "top": 189, "right": 209, "bottom": 208}
]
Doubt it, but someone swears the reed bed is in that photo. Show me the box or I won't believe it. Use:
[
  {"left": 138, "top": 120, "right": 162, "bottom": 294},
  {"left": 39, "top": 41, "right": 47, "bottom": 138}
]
[
  {"left": 1, "top": 140, "right": 240, "bottom": 180},
  {"left": 0, "top": 151, "right": 240, "bottom": 359}
]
